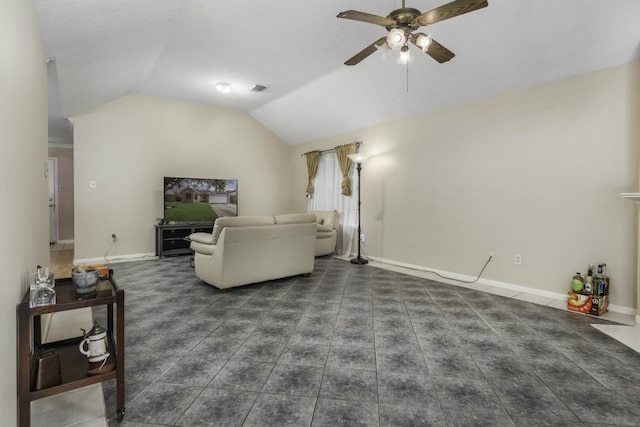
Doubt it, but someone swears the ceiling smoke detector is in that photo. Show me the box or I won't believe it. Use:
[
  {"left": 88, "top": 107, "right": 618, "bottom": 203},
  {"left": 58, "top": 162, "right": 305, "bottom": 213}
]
[{"left": 251, "top": 85, "right": 267, "bottom": 92}]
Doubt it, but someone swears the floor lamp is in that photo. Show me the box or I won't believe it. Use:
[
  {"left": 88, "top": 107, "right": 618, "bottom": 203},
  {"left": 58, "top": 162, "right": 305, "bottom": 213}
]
[{"left": 348, "top": 153, "right": 368, "bottom": 265}]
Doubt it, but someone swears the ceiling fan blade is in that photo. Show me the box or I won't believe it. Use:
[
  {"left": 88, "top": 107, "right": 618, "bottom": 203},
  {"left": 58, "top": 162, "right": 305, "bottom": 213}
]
[
  {"left": 412, "top": 37, "right": 455, "bottom": 63},
  {"left": 413, "top": 0, "right": 488, "bottom": 27},
  {"left": 337, "top": 10, "right": 396, "bottom": 27},
  {"left": 345, "top": 37, "right": 388, "bottom": 66}
]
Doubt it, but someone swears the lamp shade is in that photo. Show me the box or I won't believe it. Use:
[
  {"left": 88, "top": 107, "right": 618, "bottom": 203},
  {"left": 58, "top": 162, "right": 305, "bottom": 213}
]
[
  {"left": 386, "top": 28, "right": 406, "bottom": 49},
  {"left": 348, "top": 153, "right": 367, "bottom": 164},
  {"left": 414, "top": 33, "right": 432, "bottom": 52}
]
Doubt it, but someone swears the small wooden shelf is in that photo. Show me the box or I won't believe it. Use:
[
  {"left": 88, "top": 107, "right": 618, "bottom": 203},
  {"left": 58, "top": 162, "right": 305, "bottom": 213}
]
[{"left": 17, "top": 274, "right": 125, "bottom": 426}]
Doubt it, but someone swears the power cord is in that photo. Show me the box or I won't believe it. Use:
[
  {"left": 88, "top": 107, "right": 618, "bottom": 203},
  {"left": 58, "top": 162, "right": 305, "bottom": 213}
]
[{"left": 364, "top": 248, "right": 493, "bottom": 284}]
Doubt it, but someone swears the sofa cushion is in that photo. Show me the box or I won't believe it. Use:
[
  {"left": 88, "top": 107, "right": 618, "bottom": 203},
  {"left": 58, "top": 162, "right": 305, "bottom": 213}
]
[
  {"left": 316, "top": 218, "right": 324, "bottom": 225},
  {"left": 317, "top": 224, "right": 334, "bottom": 233},
  {"left": 274, "top": 213, "right": 316, "bottom": 225},
  {"left": 211, "top": 216, "right": 275, "bottom": 244},
  {"left": 308, "top": 210, "right": 338, "bottom": 230}
]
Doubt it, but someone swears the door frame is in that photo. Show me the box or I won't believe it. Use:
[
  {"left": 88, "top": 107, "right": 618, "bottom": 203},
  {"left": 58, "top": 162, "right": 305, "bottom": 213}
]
[{"left": 47, "top": 157, "right": 58, "bottom": 244}]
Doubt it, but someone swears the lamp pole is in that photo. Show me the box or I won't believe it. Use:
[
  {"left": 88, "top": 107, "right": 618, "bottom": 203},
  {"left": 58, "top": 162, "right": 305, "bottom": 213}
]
[{"left": 349, "top": 155, "right": 368, "bottom": 265}]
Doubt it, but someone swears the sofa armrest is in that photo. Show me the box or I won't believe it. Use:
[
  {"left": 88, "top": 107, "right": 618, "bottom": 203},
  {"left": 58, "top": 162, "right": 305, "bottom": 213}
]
[{"left": 189, "top": 232, "right": 215, "bottom": 245}]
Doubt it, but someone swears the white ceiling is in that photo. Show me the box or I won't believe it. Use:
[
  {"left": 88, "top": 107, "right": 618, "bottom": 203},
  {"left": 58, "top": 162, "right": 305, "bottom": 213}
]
[{"left": 36, "top": 0, "right": 640, "bottom": 146}]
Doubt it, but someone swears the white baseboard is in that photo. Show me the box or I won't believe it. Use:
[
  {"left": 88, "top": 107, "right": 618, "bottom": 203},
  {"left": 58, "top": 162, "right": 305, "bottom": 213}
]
[
  {"left": 366, "top": 255, "right": 637, "bottom": 318},
  {"left": 74, "top": 252, "right": 157, "bottom": 265},
  {"left": 56, "top": 239, "right": 74, "bottom": 244}
]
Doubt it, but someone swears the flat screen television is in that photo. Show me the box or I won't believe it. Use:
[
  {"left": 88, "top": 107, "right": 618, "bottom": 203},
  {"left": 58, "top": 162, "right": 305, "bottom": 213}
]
[{"left": 163, "top": 177, "right": 238, "bottom": 223}]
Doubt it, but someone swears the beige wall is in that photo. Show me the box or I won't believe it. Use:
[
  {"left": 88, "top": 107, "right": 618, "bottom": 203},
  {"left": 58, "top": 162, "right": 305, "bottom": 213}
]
[
  {"left": 292, "top": 61, "right": 640, "bottom": 315},
  {"left": 48, "top": 146, "right": 75, "bottom": 241},
  {"left": 73, "top": 94, "right": 294, "bottom": 261},
  {"left": 0, "top": 0, "right": 49, "bottom": 422}
]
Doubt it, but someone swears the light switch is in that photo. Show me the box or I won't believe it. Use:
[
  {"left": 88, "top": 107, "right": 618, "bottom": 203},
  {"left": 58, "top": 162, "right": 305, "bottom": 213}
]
[{"left": 89, "top": 180, "right": 97, "bottom": 189}]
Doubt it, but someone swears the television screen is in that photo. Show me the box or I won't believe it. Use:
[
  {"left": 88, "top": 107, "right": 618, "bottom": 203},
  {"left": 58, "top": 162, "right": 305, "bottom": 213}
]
[{"left": 163, "top": 177, "right": 238, "bottom": 223}]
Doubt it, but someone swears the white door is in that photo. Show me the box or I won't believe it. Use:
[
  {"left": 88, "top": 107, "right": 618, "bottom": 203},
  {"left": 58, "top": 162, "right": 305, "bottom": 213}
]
[{"left": 48, "top": 158, "right": 58, "bottom": 244}]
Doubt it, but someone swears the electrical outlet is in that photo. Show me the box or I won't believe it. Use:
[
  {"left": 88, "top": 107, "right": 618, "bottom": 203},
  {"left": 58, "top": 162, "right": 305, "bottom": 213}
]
[
  {"left": 360, "top": 233, "right": 365, "bottom": 243},
  {"left": 515, "top": 254, "right": 522, "bottom": 265},
  {"left": 489, "top": 251, "right": 495, "bottom": 258},
  {"left": 111, "top": 233, "right": 117, "bottom": 243}
]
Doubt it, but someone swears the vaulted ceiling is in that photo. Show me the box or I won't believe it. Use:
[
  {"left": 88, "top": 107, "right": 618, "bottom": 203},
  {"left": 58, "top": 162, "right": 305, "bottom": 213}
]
[{"left": 37, "top": 0, "right": 640, "bottom": 146}]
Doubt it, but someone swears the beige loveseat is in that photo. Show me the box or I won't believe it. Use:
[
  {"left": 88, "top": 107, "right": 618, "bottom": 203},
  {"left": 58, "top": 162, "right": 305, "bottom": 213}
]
[
  {"left": 188, "top": 213, "right": 316, "bottom": 290},
  {"left": 309, "top": 210, "right": 338, "bottom": 256}
]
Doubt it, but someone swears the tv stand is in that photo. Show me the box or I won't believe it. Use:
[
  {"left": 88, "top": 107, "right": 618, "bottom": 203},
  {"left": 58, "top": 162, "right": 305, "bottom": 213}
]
[{"left": 155, "top": 222, "right": 213, "bottom": 258}]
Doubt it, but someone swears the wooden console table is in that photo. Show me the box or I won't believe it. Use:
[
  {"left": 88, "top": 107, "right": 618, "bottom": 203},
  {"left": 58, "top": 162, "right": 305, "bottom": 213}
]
[{"left": 17, "top": 273, "right": 125, "bottom": 426}]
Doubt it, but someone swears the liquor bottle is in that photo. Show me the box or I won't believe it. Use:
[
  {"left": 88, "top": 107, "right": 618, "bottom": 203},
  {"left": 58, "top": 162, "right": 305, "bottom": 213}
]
[
  {"left": 585, "top": 264, "right": 593, "bottom": 294},
  {"left": 596, "top": 263, "right": 608, "bottom": 296},
  {"left": 571, "top": 272, "right": 585, "bottom": 292}
]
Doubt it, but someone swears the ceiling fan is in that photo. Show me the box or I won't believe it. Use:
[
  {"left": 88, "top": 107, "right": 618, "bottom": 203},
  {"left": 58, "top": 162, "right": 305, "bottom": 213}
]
[{"left": 337, "top": 0, "right": 488, "bottom": 66}]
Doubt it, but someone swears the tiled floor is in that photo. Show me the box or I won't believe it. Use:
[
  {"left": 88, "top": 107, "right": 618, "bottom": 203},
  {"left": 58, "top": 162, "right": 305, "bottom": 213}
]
[{"left": 82, "top": 256, "right": 640, "bottom": 426}]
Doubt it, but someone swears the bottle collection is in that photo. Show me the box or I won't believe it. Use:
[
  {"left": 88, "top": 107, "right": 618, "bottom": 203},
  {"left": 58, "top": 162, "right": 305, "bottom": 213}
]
[
  {"left": 567, "top": 262, "right": 609, "bottom": 316},
  {"left": 571, "top": 263, "right": 608, "bottom": 296}
]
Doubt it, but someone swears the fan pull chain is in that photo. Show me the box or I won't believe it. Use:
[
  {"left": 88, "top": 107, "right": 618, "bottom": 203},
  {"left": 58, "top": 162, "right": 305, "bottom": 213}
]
[{"left": 406, "top": 56, "right": 409, "bottom": 92}]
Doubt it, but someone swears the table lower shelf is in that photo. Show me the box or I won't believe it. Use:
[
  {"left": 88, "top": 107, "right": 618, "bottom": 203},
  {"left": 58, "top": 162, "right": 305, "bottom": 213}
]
[{"left": 30, "top": 336, "right": 117, "bottom": 401}]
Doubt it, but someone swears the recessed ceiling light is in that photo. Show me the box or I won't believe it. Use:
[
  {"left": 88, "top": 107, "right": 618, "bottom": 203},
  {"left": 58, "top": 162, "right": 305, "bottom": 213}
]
[{"left": 216, "top": 82, "right": 231, "bottom": 94}]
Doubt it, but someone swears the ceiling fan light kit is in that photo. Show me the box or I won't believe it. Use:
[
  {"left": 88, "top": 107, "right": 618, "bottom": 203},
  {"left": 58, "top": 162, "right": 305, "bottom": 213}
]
[
  {"left": 215, "top": 82, "right": 231, "bottom": 94},
  {"left": 337, "top": 0, "right": 488, "bottom": 66}
]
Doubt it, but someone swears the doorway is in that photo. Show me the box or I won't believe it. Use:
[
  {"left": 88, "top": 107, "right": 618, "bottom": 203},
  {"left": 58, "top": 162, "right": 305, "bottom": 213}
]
[{"left": 47, "top": 157, "right": 58, "bottom": 244}]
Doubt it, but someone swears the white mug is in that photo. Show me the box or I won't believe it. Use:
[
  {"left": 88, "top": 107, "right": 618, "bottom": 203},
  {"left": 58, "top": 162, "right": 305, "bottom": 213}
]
[{"left": 79, "top": 329, "right": 107, "bottom": 361}]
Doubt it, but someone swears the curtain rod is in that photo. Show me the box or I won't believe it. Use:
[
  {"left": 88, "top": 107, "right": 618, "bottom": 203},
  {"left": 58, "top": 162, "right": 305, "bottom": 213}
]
[{"left": 300, "top": 141, "right": 361, "bottom": 157}]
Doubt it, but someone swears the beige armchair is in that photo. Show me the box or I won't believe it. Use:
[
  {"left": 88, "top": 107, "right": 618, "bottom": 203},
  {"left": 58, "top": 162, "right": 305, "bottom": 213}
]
[{"left": 309, "top": 210, "right": 338, "bottom": 256}]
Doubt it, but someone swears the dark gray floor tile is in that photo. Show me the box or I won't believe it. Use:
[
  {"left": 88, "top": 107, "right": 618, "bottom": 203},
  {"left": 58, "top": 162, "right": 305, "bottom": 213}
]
[
  {"left": 418, "top": 333, "right": 467, "bottom": 357},
  {"left": 263, "top": 310, "right": 304, "bottom": 325},
  {"left": 232, "top": 338, "right": 287, "bottom": 363},
  {"left": 379, "top": 403, "right": 448, "bottom": 427},
  {"left": 158, "top": 354, "right": 226, "bottom": 386},
  {"left": 426, "top": 353, "right": 483, "bottom": 379},
  {"left": 443, "top": 408, "right": 517, "bottom": 427},
  {"left": 189, "top": 336, "right": 244, "bottom": 359},
  {"left": 530, "top": 356, "right": 602, "bottom": 388},
  {"left": 262, "top": 364, "right": 324, "bottom": 397},
  {"left": 243, "top": 393, "right": 316, "bottom": 427},
  {"left": 209, "top": 359, "right": 274, "bottom": 391},
  {"left": 103, "top": 379, "right": 151, "bottom": 421},
  {"left": 311, "top": 399, "right": 378, "bottom": 427},
  {"left": 331, "top": 325, "right": 374, "bottom": 347},
  {"left": 552, "top": 384, "right": 640, "bottom": 425},
  {"left": 491, "top": 377, "right": 579, "bottom": 420},
  {"left": 124, "top": 382, "right": 202, "bottom": 425},
  {"left": 376, "top": 348, "right": 427, "bottom": 374},
  {"left": 278, "top": 341, "right": 330, "bottom": 367},
  {"left": 473, "top": 354, "right": 536, "bottom": 381},
  {"left": 250, "top": 323, "right": 296, "bottom": 341},
  {"left": 175, "top": 388, "right": 257, "bottom": 426},
  {"left": 375, "top": 331, "right": 420, "bottom": 349},
  {"left": 513, "top": 417, "right": 584, "bottom": 426},
  {"left": 240, "top": 297, "right": 282, "bottom": 311},
  {"left": 319, "top": 368, "right": 377, "bottom": 402},
  {"left": 432, "top": 377, "right": 504, "bottom": 413},
  {"left": 291, "top": 325, "right": 335, "bottom": 344},
  {"left": 125, "top": 351, "right": 181, "bottom": 383},
  {"left": 377, "top": 372, "right": 436, "bottom": 406},
  {"left": 208, "top": 321, "right": 258, "bottom": 340},
  {"left": 327, "top": 345, "right": 376, "bottom": 370}
]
